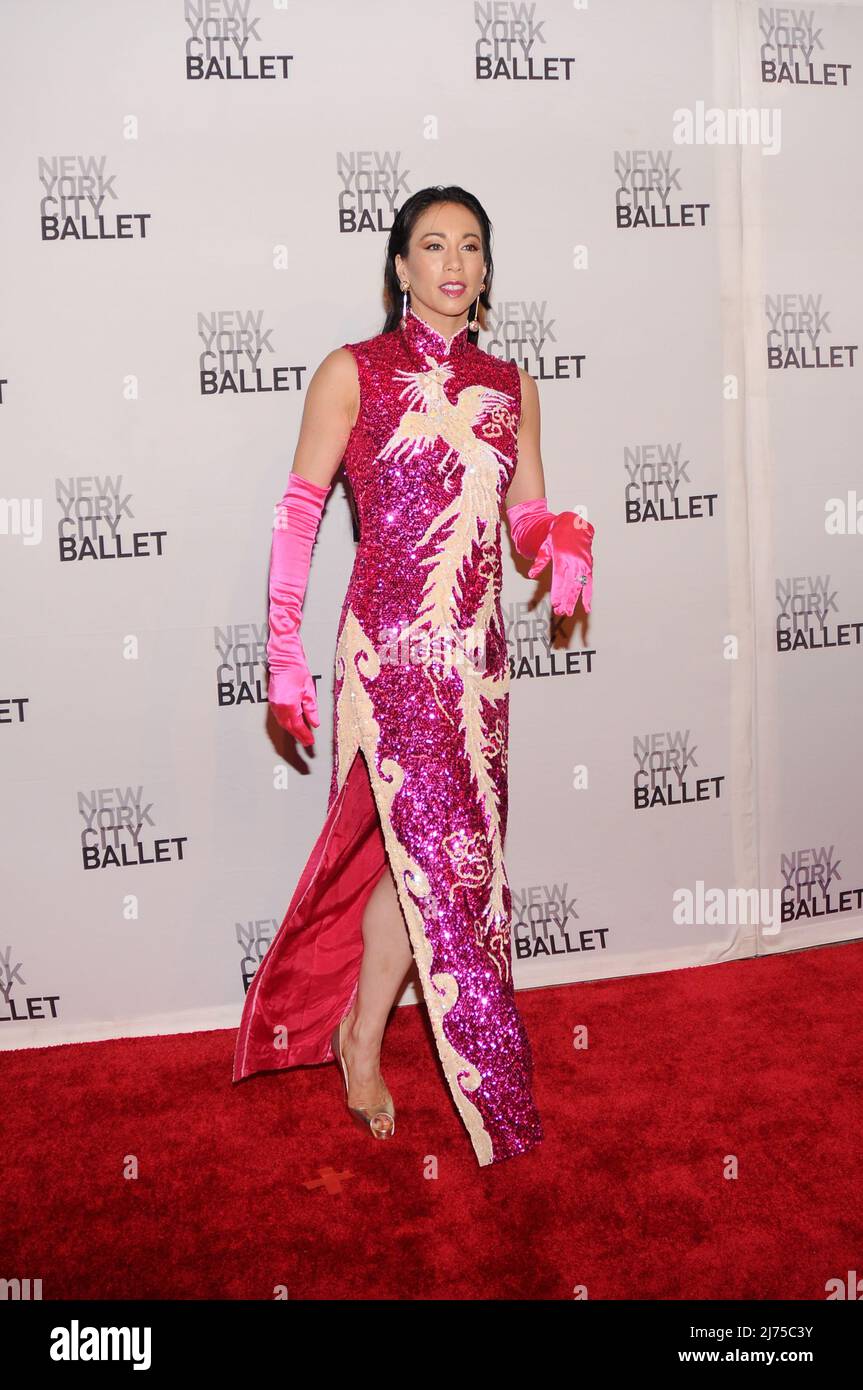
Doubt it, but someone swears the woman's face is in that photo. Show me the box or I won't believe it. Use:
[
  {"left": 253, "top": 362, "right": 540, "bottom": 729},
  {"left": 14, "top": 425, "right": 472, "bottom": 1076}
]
[{"left": 395, "top": 202, "right": 487, "bottom": 336}]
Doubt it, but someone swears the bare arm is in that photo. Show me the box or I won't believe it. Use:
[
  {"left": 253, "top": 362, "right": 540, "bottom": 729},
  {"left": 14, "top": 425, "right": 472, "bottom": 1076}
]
[
  {"left": 285, "top": 347, "right": 360, "bottom": 490},
  {"left": 504, "top": 367, "right": 546, "bottom": 508}
]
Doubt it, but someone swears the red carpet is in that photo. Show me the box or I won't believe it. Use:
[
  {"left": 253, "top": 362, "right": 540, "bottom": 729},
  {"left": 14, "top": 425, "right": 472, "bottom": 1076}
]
[{"left": 4, "top": 940, "right": 862, "bottom": 1300}]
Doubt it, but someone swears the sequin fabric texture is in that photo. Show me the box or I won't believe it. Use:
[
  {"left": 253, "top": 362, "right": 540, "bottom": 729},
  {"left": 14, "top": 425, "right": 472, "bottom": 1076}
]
[
  {"left": 233, "top": 306, "right": 544, "bottom": 1167},
  {"left": 330, "top": 308, "right": 543, "bottom": 1166}
]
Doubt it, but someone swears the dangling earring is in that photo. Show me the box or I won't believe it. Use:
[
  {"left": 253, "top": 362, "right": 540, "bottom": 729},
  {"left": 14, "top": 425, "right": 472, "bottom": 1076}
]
[
  {"left": 467, "top": 283, "right": 484, "bottom": 333},
  {"left": 400, "top": 280, "right": 410, "bottom": 321}
]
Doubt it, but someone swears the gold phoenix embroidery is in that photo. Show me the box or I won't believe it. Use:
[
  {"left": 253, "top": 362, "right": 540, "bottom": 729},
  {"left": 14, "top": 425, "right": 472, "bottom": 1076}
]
[
  {"left": 334, "top": 606, "right": 495, "bottom": 1166},
  {"left": 376, "top": 353, "right": 517, "bottom": 952}
]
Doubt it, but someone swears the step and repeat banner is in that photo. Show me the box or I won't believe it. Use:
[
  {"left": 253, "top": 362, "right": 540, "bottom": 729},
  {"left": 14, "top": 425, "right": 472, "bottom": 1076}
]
[{"left": 2, "top": 0, "right": 861, "bottom": 1049}]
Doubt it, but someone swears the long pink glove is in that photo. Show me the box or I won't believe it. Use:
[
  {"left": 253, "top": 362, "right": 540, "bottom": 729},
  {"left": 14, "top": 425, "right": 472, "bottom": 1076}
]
[
  {"left": 507, "top": 496, "right": 594, "bottom": 615},
  {"left": 266, "top": 472, "right": 331, "bottom": 746}
]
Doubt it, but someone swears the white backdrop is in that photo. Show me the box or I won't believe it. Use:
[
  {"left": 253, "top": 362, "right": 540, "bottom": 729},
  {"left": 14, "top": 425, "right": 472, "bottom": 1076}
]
[{"left": 2, "top": 0, "right": 861, "bottom": 1050}]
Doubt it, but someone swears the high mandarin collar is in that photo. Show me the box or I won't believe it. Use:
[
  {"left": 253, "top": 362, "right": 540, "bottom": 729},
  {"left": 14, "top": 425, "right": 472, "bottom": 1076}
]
[{"left": 400, "top": 305, "right": 470, "bottom": 362}]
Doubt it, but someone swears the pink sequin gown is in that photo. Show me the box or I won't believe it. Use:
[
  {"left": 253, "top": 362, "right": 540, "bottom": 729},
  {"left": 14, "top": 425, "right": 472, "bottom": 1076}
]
[{"left": 233, "top": 306, "right": 544, "bottom": 1166}]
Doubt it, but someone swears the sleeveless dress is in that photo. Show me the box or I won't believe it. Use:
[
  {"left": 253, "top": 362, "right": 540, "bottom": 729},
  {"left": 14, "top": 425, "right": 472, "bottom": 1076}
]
[{"left": 232, "top": 306, "right": 544, "bottom": 1167}]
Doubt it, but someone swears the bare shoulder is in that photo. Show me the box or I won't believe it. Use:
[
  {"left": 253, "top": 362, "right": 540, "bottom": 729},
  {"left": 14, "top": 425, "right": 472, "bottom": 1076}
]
[
  {"left": 515, "top": 363, "right": 536, "bottom": 396},
  {"left": 309, "top": 346, "right": 360, "bottom": 423},
  {"left": 315, "top": 345, "right": 359, "bottom": 386},
  {"left": 515, "top": 365, "right": 538, "bottom": 418}
]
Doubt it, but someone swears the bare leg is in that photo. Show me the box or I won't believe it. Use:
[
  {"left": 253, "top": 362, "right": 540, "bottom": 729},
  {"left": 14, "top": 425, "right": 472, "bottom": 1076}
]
[{"left": 341, "top": 858, "right": 413, "bottom": 1108}]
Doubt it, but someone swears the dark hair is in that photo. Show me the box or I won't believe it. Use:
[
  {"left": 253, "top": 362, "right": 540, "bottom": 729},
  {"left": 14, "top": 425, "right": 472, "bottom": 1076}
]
[{"left": 380, "top": 186, "right": 495, "bottom": 344}]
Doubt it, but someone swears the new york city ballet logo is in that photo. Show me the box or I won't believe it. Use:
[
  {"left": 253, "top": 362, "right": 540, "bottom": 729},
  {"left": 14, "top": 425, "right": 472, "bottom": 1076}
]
[
  {"left": 624, "top": 441, "right": 719, "bottom": 525},
  {"left": 337, "top": 152, "right": 410, "bottom": 235},
  {"left": 511, "top": 882, "right": 606, "bottom": 963},
  {"left": 198, "top": 311, "right": 309, "bottom": 397},
  {"left": 56, "top": 476, "right": 167, "bottom": 563},
  {"left": 780, "top": 841, "right": 862, "bottom": 925},
  {"left": 758, "top": 8, "right": 852, "bottom": 86},
  {"left": 1, "top": 695, "right": 28, "bottom": 726},
  {"left": 766, "top": 293, "right": 858, "bottom": 371},
  {"left": 775, "top": 575, "right": 863, "bottom": 654},
  {"left": 485, "top": 301, "right": 585, "bottom": 382},
  {"left": 503, "top": 596, "right": 596, "bottom": 682},
  {"left": 39, "top": 156, "right": 151, "bottom": 243},
  {"left": 78, "top": 787, "right": 188, "bottom": 870},
  {"left": 633, "top": 728, "right": 725, "bottom": 810},
  {"left": 237, "top": 918, "right": 276, "bottom": 992},
  {"left": 0, "top": 947, "right": 60, "bottom": 1027},
  {"left": 215, "top": 623, "right": 270, "bottom": 707},
  {"left": 473, "top": 2, "right": 574, "bottom": 82},
  {"left": 184, "top": 2, "right": 295, "bottom": 82},
  {"left": 614, "top": 148, "right": 709, "bottom": 230}
]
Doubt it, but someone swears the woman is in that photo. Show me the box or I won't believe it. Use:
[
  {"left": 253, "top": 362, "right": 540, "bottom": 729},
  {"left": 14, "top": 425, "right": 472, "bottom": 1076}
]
[{"left": 232, "top": 185, "right": 594, "bottom": 1167}]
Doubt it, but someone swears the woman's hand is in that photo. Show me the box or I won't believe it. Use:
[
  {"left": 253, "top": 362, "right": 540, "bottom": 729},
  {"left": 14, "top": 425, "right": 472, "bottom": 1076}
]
[
  {"left": 528, "top": 512, "right": 594, "bottom": 616},
  {"left": 268, "top": 636, "right": 320, "bottom": 748}
]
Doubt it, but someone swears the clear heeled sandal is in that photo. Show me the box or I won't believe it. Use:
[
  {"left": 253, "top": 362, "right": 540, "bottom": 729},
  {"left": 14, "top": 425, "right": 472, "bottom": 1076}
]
[{"left": 331, "top": 1014, "right": 396, "bottom": 1140}]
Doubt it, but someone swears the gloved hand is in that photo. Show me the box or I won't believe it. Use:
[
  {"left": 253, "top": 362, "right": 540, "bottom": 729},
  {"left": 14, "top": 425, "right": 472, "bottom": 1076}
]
[
  {"left": 506, "top": 497, "right": 594, "bottom": 616},
  {"left": 266, "top": 472, "right": 331, "bottom": 746}
]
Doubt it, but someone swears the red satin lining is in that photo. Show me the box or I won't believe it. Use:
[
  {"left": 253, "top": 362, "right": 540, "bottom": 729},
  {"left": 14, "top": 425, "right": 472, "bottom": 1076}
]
[{"left": 232, "top": 748, "right": 388, "bottom": 1080}]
